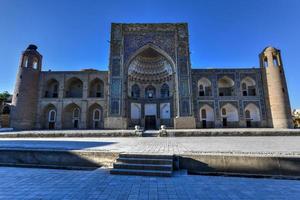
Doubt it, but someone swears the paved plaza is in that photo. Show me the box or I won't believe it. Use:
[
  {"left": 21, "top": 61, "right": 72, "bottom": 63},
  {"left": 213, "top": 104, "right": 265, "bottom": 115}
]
[
  {"left": 0, "top": 166, "right": 299, "bottom": 200},
  {"left": 0, "top": 136, "right": 300, "bottom": 156}
]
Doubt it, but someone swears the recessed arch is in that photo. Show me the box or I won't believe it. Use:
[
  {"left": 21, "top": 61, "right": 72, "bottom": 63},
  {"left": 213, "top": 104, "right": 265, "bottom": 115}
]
[
  {"left": 220, "top": 103, "right": 239, "bottom": 122},
  {"left": 44, "top": 78, "right": 59, "bottom": 98},
  {"left": 65, "top": 77, "right": 83, "bottom": 98},
  {"left": 218, "top": 76, "right": 235, "bottom": 96},
  {"left": 127, "top": 48, "right": 174, "bottom": 84},
  {"left": 89, "top": 78, "right": 104, "bottom": 98},
  {"left": 199, "top": 105, "right": 214, "bottom": 121},
  {"left": 88, "top": 103, "right": 103, "bottom": 129},
  {"left": 125, "top": 43, "right": 175, "bottom": 70},
  {"left": 198, "top": 77, "right": 212, "bottom": 96},
  {"left": 198, "top": 104, "right": 214, "bottom": 128},
  {"left": 244, "top": 103, "right": 261, "bottom": 122},
  {"left": 62, "top": 103, "right": 81, "bottom": 129},
  {"left": 42, "top": 103, "right": 57, "bottom": 129},
  {"left": 241, "top": 77, "right": 256, "bottom": 96}
]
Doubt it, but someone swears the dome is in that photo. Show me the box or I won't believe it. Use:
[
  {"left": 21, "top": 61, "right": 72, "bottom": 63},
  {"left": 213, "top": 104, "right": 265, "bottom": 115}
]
[
  {"left": 263, "top": 46, "right": 278, "bottom": 52},
  {"left": 128, "top": 48, "right": 173, "bottom": 84},
  {"left": 27, "top": 44, "right": 38, "bottom": 50}
]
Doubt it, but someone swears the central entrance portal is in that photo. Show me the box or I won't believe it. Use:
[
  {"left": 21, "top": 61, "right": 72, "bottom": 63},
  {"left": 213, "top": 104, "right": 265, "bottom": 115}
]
[
  {"left": 145, "top": 115, "right": 156, "bottom": 130},
  {"left": 127, "top": 46, "right": 175, "bottom": 130}
]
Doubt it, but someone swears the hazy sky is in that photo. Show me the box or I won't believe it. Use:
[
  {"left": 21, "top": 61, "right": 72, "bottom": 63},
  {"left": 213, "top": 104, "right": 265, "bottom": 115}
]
[{"left": 0, "top": 0, "right": 299, "bottom": 108}]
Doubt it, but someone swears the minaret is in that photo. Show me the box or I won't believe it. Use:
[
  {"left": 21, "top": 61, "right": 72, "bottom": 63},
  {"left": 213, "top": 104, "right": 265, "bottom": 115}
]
[
  {"left": 10, "top": 44, "right": 42, "bottom": 130},
  {"left": 260, "top": 46, "right": 293, "bottom": 128}
]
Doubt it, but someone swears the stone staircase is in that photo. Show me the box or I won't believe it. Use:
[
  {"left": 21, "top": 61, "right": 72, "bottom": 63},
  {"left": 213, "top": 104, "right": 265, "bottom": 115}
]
[
  {"left": 110, "top": 153, "right": 173, "bottom": 177},
  {"left": 142, "top": 130, "right": 160, "bottom": 137}
]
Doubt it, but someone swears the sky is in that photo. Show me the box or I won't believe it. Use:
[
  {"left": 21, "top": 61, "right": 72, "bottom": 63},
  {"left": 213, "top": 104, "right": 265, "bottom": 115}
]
[{"left": 0, "top": 0, "right": 299, "bottom": 108}]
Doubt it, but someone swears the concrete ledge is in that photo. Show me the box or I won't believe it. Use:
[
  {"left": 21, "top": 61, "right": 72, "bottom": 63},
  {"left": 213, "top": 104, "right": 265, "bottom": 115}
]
[
  {"left": 0, "top": 149, "right": 119, "bottom": 169},
  {"left": 179, "top": 154, "right": 300, "bottom": 178},
  {"left": 0, "top": 130, "right": 139, "bottom": 138},
  {"left": 164, "top": 128, "right": 300, "bottom": 136}
]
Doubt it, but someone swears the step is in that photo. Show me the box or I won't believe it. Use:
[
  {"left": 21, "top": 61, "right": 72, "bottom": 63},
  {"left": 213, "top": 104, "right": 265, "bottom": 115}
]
[
  {"left": 116, "top": 157, "right": 173, "bottom": 165},
  {"left": 142, "top": 133, "right": 159, "bottom": 137},
  {"left": 142, "top": 130, "right": 159, "bottom": 137},
  {"left": 113, "top": 162, "right": 173, "bottom": 171},
  {"left": 110, "top": 168, "right": 172, "bottom": 177},
  {"left": 119, "top": 153, "right": 173, "bottom": 160}
]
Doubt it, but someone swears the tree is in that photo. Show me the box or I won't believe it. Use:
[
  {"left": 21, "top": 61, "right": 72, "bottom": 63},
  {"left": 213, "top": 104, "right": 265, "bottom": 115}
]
[{"left": 0, "top": 91, "right": 11, "bottom": 102}]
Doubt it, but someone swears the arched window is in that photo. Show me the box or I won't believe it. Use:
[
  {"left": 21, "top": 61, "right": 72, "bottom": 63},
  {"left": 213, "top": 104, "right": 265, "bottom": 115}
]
[
  {"left": 199, "top": 85, "right": 205, "bottom": 96},
  {"left": 48, "top": 109, "right": 56, "bottom": 122},
  {"left": 273, "top": 56, "right": 278, "bottom": 66},
  {"left": 145, "top": 85, "right": 156, "bottom": 98},
  {"left": 201, "top": 109, "right": 207, "bottom": 119},
  {"left": 160, "top": 83, "right": 169, "bottom": 98},
  {"left": 221, "top": 108, "right": 226, "bottom": 116},
  {"left": 47, "top": 109, "right": 56, "bottom": 129},
  {"left": 245, "top": 110, "right": 251, "bottom": 119},
  {"left": 23, "top": 56, "right": 29, "bottom": 67},
  {"left": 264, "top": 58, "right": 268, "bottom": 67},
  {"left": 92, "top": 108, "right": 101, "bottom": 129},
  {"left": 73, "top": 108, "right": 80, "bottom": 119},
  {"left": 93, "top": 109, "right": 101, "bottom": 121},
  {"left": 242, "top": 83, "right": 247, "bottom": 96},
  {"left": 33, "top": 59, "right": 38, "bottom": 69},
  {"left": 72, "top": 108, "right": 80, "bottom": 129},
  {"left": 131, "top": 84, "right": 140, "bottom": 98}
]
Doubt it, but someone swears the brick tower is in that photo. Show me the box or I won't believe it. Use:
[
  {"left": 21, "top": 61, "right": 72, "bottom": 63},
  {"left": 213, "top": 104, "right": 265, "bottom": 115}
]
[
  {"left": 10, "top": 44, "right": 42, "bottom": 130},
  {"left": 260, "top": 46, "right": 293, "bottom": 128}
]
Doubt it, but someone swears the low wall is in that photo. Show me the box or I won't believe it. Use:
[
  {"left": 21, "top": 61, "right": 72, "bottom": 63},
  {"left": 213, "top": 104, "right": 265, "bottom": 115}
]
[
  {"left": 0, "top": 130, "right": 139, "bottom": 138},
  {"left": 164, "top": 129, "right": 300, "bottom": 136},
  {"left": 179, "top": 154, "right": 300, "bottom": 178},
  {"left": 0, "top": 149, "right": 119, "bottom": 169}
]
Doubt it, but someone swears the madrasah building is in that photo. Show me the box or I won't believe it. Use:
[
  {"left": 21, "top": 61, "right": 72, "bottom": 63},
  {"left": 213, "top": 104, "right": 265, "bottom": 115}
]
[{"left": 10, "top": 23, "right": 293, "bottom": 130}]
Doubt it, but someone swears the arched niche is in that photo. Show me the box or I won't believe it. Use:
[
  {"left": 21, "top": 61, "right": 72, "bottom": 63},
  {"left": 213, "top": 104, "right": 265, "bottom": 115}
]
[
  {"left": 65, "top": 77, "right": 83, "bottom": 98},
  {"left": 241, "top": 77, "right": 256, "bottom": 96},
  {"left": 218, "top": 76, "right": 235, "bottom": 96}
]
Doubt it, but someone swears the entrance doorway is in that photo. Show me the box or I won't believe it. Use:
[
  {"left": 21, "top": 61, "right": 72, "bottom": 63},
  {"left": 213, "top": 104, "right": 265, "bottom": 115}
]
[
  {"left": 145, "top": 115, "right": 156, "bottom": 130},
  {"left": 48, "top": 122, "right": 55, "bottom": 129},
  {"left": 222, "top": 117, "right": 227, "bottom": 127},
  {"left": 246, "top": 120, "right": 251, "bottom": 128},
  {"left": 202, "top": 120, "right": 207, "bottom": 128}
]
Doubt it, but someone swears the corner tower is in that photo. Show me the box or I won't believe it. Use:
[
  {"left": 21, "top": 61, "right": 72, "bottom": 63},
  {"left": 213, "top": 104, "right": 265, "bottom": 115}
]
[
  {"left": 10, "top": 44, "right": 42, "bottom": 130},
  {"left": 260, "top": 46, "right": 293, "bottom": 128}
]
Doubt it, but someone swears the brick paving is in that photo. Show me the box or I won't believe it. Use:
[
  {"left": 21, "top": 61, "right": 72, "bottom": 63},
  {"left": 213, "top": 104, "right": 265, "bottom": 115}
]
[
  {"left": 0, "top": 167, "right": 299, "bottom": 200},
  {"left": 0, "top": 136, "right": 300, "bottom": 156}
]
